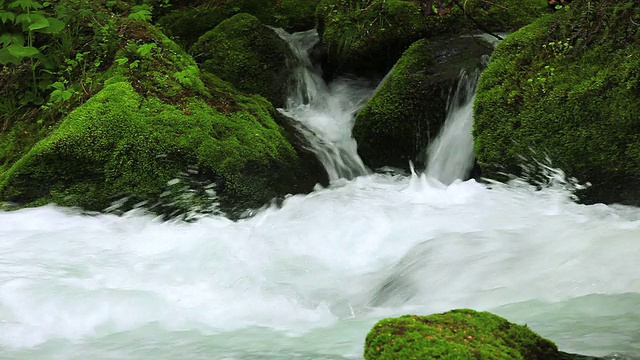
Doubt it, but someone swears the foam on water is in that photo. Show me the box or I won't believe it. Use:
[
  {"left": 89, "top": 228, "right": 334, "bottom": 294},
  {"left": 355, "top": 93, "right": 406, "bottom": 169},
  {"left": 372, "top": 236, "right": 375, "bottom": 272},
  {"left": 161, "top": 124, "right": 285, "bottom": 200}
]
[{"left": 1, "top": 175, "right": 640, "bottom": 359}]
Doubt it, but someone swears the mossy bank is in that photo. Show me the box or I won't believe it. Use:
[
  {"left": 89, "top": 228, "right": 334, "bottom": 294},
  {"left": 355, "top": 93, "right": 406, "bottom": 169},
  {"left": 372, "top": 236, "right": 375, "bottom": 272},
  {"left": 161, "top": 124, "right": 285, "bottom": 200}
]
[
  {"left": 0, "top": 17, "right": 323, "bottom": 217},
  {"left": 473, "top": 0, "right": 640, "bottom": 205}
]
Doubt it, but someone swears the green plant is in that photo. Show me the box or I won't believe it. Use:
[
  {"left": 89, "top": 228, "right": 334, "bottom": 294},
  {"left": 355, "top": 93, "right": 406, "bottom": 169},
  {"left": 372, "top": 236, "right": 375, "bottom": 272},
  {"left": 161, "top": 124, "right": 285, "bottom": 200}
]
[
  {"left": 0, "top": 0, "right": 66, "bottom": 104},
  {"left": 47, "top": 80, "right": 75, "bottom": 103},
  {"left": 128, "top": 4, "right": 152, "bottom": 21}
]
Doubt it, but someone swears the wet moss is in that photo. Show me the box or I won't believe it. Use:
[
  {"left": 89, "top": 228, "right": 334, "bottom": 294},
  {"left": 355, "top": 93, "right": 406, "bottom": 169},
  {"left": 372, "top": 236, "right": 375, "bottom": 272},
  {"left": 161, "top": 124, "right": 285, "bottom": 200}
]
[
  {"left": 473, "top": 0, "right": 640, "bottom": 204},
  {"left": 365, "top": 309, "right": 559, "bottom": 359},
  {"left": 156, "top": 0, "right": 321, "bottom": 49},
  {"left": 353, "top": 37, "right": 491, "bottom": 170},
  {"left": 316, "top": 0, "right": 425, "bottom": 77},
  {"left": 0, "top": 20, "right": 320, "bottom": 215},
  {"left": 316, "top": 0, "right": 549, "bottom": 77},
  {"left": 190, "top": 13, "right": 294, "bottom": 108}
]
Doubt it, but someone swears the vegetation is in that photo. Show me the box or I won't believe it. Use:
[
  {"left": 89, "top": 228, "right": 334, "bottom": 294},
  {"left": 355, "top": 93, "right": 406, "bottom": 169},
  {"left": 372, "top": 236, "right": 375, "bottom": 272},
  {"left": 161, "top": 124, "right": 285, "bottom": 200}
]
[
  {"left": 316, "top": 0, "right": 548, "bottom": 77},
  {"left": 365, "top": 309, "right": 560, "bottom": 359},
  {"left": 156, "top": 0, "right": 321, "bottom": 49},
  {"left": 190, "top": 13, "right": 294, "bottom": 108},
  {"left": 0, "top": 0, "right": 322, "bottom": 216},
  {"left": 473, "top": 0, "right": 640, "bottom": 205}
]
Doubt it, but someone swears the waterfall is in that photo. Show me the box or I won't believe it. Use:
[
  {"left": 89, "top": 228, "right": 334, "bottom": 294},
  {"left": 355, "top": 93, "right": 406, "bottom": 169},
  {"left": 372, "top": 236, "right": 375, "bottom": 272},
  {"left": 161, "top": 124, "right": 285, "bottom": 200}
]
[
  {"left": 425, "top": 66, "right": 483, "bottom": 185},
  {"left": 275, "top": 29, "right": 374, "bottom": 181}
]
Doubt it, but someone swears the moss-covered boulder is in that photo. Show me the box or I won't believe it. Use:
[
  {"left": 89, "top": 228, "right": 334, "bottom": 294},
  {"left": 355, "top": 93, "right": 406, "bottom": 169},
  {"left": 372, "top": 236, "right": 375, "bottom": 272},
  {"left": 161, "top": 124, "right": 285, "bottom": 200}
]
[
  {"left": 190, "top": 13, "right": 294, "bottom": 108},
  {"left": 316, "top": 0, "right": 549, "bottom": 78},
  {"left": 0, "top": 20, "right": 324, "bottom": 216},
  {"left": 157, "top": 0, "right": 321, "bottom": 49},
  {"left": 473, "top": 0, "right": 640, "bottom": 205},
  {"left": 365, "top": 309, "right": 560, "bottom": 359},
  {"left": 353, "top": 36, "right": 491, "bottom": 170}
]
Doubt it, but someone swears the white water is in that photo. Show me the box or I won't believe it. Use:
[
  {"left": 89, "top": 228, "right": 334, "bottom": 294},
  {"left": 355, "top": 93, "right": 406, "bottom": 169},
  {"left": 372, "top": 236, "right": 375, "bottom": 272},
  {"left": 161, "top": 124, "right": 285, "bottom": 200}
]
[
  {"left": 276, "top": 30, "right": 374, "bottom": 180},
  {"left": 425, "top": 69, "right": 479, "bottom": 184},
  {"left": 1, "top": 176, "right": 640, "bottom": 359}
]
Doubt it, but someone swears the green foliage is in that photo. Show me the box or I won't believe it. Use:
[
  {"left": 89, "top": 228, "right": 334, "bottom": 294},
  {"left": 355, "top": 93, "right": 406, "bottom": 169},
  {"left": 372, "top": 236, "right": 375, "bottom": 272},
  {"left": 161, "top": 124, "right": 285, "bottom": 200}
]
[
  {"left": 128, "top": 4, "right": 152, "bottom": 21},
  {"left": 473, "top": 0, "right": 640, "bottom": 204},
  {"left": 190, "top": 13, "right": 293, "bottom": 108},
  {"left": 365, "top": 309, "right": 559, "bottom": 359}
]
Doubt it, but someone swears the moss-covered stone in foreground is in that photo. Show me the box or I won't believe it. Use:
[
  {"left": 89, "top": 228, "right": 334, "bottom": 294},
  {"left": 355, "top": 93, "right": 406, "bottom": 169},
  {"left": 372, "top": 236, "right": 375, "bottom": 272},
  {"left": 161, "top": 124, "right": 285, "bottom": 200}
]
[
  {"left": 473, "top": 0, "right": 640, "bottom": 204},
  {"left": 365, "top": 309, "right": 559, "bottom": 359},
  {"left": 191, "top": 13, "right": 293, "bottom": 108}
]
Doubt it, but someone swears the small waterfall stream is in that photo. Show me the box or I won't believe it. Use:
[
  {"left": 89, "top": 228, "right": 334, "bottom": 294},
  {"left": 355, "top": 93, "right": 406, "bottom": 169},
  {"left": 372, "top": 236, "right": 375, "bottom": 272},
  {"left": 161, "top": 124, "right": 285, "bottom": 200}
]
[
  {"left": 275, "top": 29, "right": 374, "bottom": 181},
  {"left": 425, "top": 69, "right": 481, "bottom": 184}
]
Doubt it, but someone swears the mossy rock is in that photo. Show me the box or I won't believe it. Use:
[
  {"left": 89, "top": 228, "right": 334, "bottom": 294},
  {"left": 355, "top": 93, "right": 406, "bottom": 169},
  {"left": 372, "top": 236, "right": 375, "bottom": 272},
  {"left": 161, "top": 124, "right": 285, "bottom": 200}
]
[
  {"left": 156, "top": 0, "right": 321, "bottom": 49},
  {"left": 364, "top": 309, "right": 560, "bottom": 359},
  {"left": 316, "top": 0, "right": 425, "bottom": 78},
  {"left": 353, "top": 36, "right": 491, "bottom": 170},
  {"left": 473, "top": 0, "right": 640, "bottom": 205},
  {"left": 316, "top": 0, "right": 549, "bottom": 78},
  {"left": 190, "top": 13, "right": 294, "bottom": 108},
  {"left": 0, "top": 20, "right": 324, "bottom": 216}
]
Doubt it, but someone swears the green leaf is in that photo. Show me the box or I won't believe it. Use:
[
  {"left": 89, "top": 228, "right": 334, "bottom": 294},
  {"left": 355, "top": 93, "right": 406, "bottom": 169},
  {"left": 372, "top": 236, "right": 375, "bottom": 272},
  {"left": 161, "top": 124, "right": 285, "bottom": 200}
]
[
  {"left": 0, "top": 11, "right": 15, "bottom": 23},
  {"left": 7, "top": 43, "right": 39, "bottom": 57},
  {"left": 39, "top": 17, "right": 64, "bottom": 33},
  {"left": 28, "top": 15, "right": 49, "bottom": 30},
  {"left": 9, "top": 0, "right": 43, "bottom": 11},
  {"left": 136, "top": 42, "right": 156, "bottom": 57},
  {"left": 0, "top": 32, "right": 23, "bottom": 46},
  {"left": 51, "top": 81, "right": 65, "bottom": 90},
  {"left": 0, "top": 47, "right": 21, "bottom": 64}
]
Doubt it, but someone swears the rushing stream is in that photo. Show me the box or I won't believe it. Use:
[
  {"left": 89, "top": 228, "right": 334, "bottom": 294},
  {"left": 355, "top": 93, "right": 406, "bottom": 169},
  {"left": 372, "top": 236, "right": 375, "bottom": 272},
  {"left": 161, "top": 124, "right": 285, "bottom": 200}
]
[{"left": 1, "top": 30, "right": 640, "bottom": 360}]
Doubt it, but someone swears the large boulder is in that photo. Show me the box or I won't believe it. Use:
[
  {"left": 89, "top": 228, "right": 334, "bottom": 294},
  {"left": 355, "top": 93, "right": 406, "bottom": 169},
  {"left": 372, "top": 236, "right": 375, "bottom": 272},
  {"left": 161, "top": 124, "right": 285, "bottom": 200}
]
[
  {"left": 157, "top": 0, "right": 321, "bottom": 49},
  {"left": 0, "top": 21, "right": 325, "bottom": 216},
  {"left": 364, "top": 309, "right": 560, "bottom": 359},
  {"left": 473, "top": 0, "right": 640, "bottom": 205},
  {"left": 353, "top": 36, "right": 492, "bottom": 170},
  {"left": 316, "top": 0, "right": 549, "bottom": 78},
  {"left": 190, "top": 13, "right": 294, "bottom": 108}
]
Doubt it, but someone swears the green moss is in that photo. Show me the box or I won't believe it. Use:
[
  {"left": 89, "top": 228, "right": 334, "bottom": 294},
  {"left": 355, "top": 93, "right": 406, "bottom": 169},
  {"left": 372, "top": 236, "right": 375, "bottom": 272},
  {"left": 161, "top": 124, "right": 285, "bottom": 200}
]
[
  {"left": 316, "top": 0, "right": 550, "bottom": 77},
  {"left": 365, "top": 309, "right": 559, "bottom": 360},
  {"left": 353, "top": 37, "right": 490, "bottom": 170},
  {"left": 190, "top": 13, "right": 293, "bottom": 108},
  {"left": 317, "top": 0, "right": 425, "bottom": 76},
  {"left": 473, "top": 0, "right": 640, "bottom": 204},
  {"left": 157, "top": 0, "right": 321, "bottom": 49},
  {"left": 0, "top": 19, "right": 320, "bottom": 215},
  {"left": 0, "top": 79, "right": 304, "bottom": 213}
]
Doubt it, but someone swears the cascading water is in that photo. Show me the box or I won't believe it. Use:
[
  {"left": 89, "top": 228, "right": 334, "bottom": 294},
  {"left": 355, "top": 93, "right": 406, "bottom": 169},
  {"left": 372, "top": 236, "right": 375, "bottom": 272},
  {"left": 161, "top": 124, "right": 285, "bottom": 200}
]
[
  {"left": 275, "top": 29, "right": 374, "bottom": 181},
  {"left": 1, "top": 31, "right": 640, "bottom": 360},
  {"left": 425, "top": 68, "right": 481, "bottom": 184}
]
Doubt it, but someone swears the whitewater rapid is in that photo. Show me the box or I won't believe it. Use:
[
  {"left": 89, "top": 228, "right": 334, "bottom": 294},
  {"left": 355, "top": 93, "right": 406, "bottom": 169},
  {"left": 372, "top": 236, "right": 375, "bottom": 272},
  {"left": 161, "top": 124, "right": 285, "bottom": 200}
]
[{"left": 1, "top": 175, "right": 640, "bottom": 359}]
